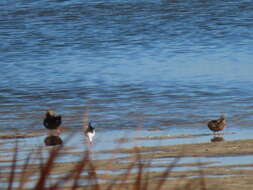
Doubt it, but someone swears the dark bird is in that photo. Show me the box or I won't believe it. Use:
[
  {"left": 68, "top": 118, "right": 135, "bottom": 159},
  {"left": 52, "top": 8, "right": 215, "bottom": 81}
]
[
  {"left": 85, "top": 122, "right": 95, "bottom": 144},
  {"left": 207, "top": 115, "right": 227, "bottom": 135},
  {"left": 43, "top": 110, "right": 62, "bottom": 130}
]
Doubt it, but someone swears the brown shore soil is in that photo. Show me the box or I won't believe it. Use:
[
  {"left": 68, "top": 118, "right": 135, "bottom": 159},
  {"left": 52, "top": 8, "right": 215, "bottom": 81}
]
[
  {"left": 100, "top": 138, "right": 253, "bottom": 158},
  {"left": 1, "top": 133, "right": 253, "bottom": 189}
]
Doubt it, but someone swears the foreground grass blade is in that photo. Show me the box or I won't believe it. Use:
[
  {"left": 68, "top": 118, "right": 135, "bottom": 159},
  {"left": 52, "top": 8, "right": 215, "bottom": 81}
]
[
  {"left": 7, "top": 141, "right": 18, "bottom": 190},
  {"left": 34, "top": 145, "right": 62, "bottom": 190},
  {"left": 155, "top": 157, "right": 180, "bottom": 190},
  {"left": 17, "top": 153, "right": 32, "bottom": 190}
]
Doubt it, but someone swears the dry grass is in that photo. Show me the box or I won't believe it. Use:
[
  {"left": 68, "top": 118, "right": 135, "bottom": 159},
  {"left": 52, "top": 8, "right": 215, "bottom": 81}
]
[
  {"left": 0, "top": 137, "right": 210, "bottom": 190},
  {"left": 3, "top": 136, "right": 253, "bottom": 190}
]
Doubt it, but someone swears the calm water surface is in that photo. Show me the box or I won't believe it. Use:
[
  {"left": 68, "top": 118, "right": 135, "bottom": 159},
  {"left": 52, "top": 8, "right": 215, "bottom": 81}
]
[{"left": 1, "top": 0, "right": 253, "bottom": 132}]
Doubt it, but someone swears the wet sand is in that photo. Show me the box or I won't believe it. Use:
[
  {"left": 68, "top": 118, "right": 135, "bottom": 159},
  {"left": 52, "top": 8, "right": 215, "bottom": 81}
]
[
  {"left": 1, "top": 132, "right": 253, "bottom": 189},
  {"left": 100, "top": 138, "right": 253, "bottom": 158}
]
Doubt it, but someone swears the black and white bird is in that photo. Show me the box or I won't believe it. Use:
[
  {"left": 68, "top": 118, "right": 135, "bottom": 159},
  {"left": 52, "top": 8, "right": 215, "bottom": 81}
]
[
  {"left": 43, "top": 110, "right": 62, "bottom": 134},
  {"left": 84, "top": 122, "right": 95, "bottom": 144}
]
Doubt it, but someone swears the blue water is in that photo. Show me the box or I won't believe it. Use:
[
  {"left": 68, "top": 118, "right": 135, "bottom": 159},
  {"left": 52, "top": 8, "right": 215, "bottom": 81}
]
[{"left": 1, "top": 0, "right": 253, "bottom": 131}]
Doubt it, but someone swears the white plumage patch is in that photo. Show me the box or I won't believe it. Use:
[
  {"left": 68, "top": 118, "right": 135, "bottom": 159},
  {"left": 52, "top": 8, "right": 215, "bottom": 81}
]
[{"left": 86, "top": 131, "right": 95, "bottom": 143}]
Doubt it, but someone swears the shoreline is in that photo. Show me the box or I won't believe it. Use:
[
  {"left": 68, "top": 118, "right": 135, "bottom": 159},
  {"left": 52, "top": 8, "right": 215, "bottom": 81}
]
[{"left": 1, "top": 130, "right": 253, "bottom": 189}]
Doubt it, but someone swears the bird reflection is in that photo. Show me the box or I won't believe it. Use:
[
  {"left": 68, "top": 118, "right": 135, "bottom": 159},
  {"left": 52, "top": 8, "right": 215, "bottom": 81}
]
[
  {"left": 85, "top": 150, "right": 98, "bottom": 185},
  {"left": 44, "top": 135, "right": 63, "bottom": 146},
  {"left": 211, "top": 136, "right": 225, "bottom": 142}
]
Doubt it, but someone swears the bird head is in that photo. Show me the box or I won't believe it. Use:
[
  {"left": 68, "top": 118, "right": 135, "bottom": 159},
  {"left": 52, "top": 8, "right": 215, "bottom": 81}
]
[
  {"left": 88, "top": 121, "right": 92, "bottom": 128},
  {"left": 46, "top": 110, "right": 56, "bottom": 117},
  {"left": 220, "top": 114, "right": 226, "bottom": 120}
]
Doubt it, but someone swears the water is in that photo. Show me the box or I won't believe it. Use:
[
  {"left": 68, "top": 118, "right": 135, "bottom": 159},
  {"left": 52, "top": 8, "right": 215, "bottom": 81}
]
[{"left": 1, "top": 0, "right": 253, "bottom": 131}]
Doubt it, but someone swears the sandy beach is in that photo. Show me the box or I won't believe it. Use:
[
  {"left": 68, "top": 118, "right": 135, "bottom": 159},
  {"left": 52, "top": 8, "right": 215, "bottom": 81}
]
[{"left": 1, "top": 130, "right": 253, "bottom": 189}]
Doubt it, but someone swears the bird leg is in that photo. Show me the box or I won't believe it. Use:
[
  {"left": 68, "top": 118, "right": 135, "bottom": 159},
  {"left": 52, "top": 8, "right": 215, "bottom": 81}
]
[
  {"left": 213, "top": 132, "right": 218, "bottom": 137},
  {"left": 47, "top": 130, "right": 54, "bottom": 136},
  {"left": 56, "top": 128, "right": 62, "bottom": 135},
  {"left": 47, "top": 129, "right": 61, "bottom": 136}
]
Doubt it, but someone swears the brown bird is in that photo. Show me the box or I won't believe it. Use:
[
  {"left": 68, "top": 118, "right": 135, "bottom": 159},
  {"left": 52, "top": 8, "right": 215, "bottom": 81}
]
[
  {"left": 43, "top": 110, "right": 62, "bottom": 130},
  {"left": 207, "top": 115, "right": 227, "bottom": 135}
]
